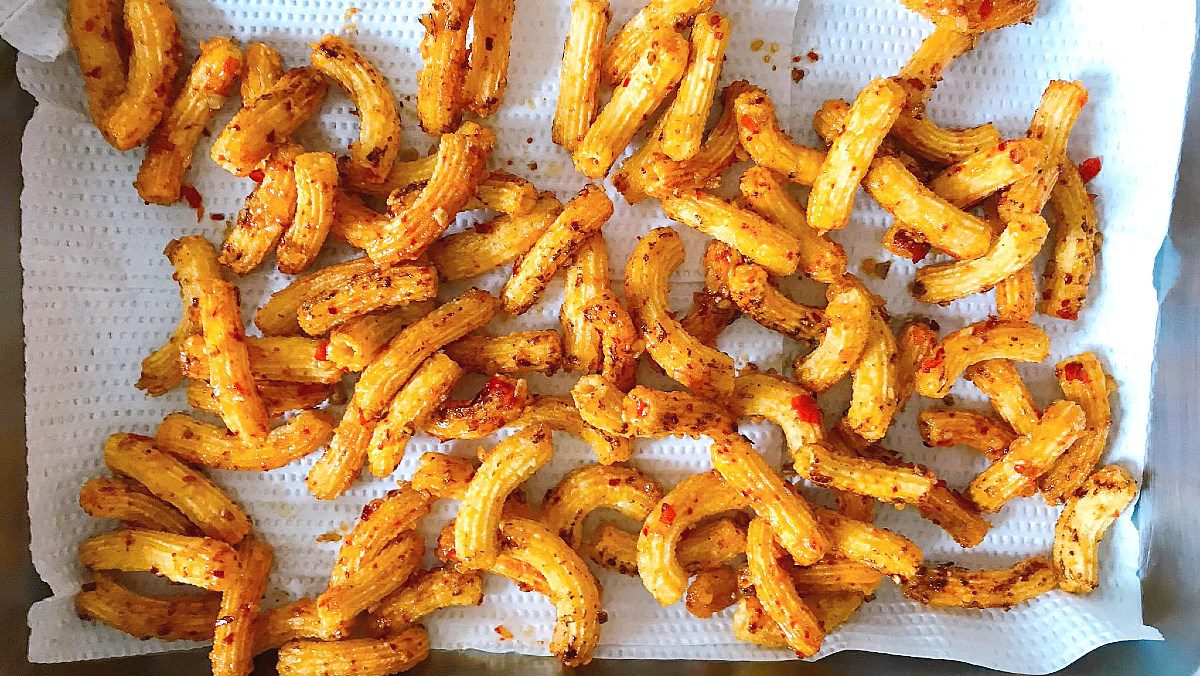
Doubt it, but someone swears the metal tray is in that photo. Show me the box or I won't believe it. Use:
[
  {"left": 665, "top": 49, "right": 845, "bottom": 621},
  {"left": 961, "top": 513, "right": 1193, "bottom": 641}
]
[{"left": 5, "top": 36, "right": 1197, "bottom": 675}]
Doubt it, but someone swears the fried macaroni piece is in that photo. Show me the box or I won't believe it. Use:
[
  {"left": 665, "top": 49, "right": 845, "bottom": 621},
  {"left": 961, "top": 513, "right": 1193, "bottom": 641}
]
[
  {"left": 211, "top": 67, "right": 328, "bottom": 176},
  {"left": 915, "top": 319, "right": 1050, "bottom": 399},
  {"left": 638, "top": 470, "right": 749, "bottom": 605},
  {"left": 180, "top": 334, "right": 343, "bottom": 384},
  {"left": 365, "top": 122, "right": 494, "bottom": 265},
  {"left": 327, "top": 302, "right": 433, "bottom": 372},
  {"left": 891, "top": 113, "right": 1001, "bottom": 166},
  {"left": 918, "top": 408, "right": 1017, "bottom": 460},
  {"left": 625, "top": 228, "right": 736, "bottom": 397},
  {"left": 911, "top": 212, "right": 1050, "bottom": 305},
  {"left": 570, "top": 374, "right": 630, "bottom": 438},
  {"left": 443, "top": 330, "right": 562, "bottom": 376},
  {"left": 727, "top": 263, "right": 825, "bottom": 341},
  {"left": 195, "top": 278, "right": 270, "bottom": 441},
  {"left": 308, "top": 403, "right": 377, "bottom": 500},
  {"left": 241, "top": 42, "right": 282, "bottom": 104},
  {"left": 574, "top": 30, "right": 688, "bottom": 178},
  {"left": 427, "top": 193, "right": 562, "bottom": 281},
  {"left": 276, "top": 625, "right": 429, "bottom": 675},
  {"left": 844, "top": 309, "right": 899, "bottom": 442},
  {"left": 711, "top": 434, "right": 827, "bottom": 566},
  {"left": 663, "top": 190, "right": 803, "bottom": 276},
  {"left": 552, "top": 0, "right": 611, "bottom": 150},
  {"left": 317, "top": 530, "right": 425, "bottom": 631},
  {"left": 104, "top": 433, "right": 250, "bottom": 543},
  {"left": 155, "top": 410, "right": 335, "bottom": 471},
  {"left": 455, "top": 426, "right": 554, "bottom": 569},
  {"left": 137, "top": 235, "right": 221, "bottom": 396},
  {"left": 503, "top": 184, "right": 613, "bottom": 314},
  {"left": 79, "top": 529, "right": 239, "bottom": 591},
  {"left": 739, "top": 166, "right": 848, "bottom": 283},
  {"left": 745, "top": 518, "right": 826, "bottom": 657},
  {"left": 808, "top": 78, "right": 905, "bottom": 234},
  {"left": 331, "top": 485, "right": 434, "bottom": 584},
  {"left": 895, "top": 318, "right": 939, "bottom": 412},
  {"left": 78, "top": 476, "right": 194, "bottom": 535},
  {"left": 685, "top": 565, "right": 739, "bottom": 618},
  {"left": 417, "top": 0, "right": 476, "bottom": 134},
  {"left": 623, "top": 386, "right": 736, "bottom": 439},
  {"left": 965, "top": 358, "right": 1041, "bottom": 435},
  {"left": 600, "top": 0, "right": 713, "bottom": 82},
  {"left": 69, "top": 0, "right": 131, "bottom": 133},
  {"left": 462, "top": 0, "right": 515, "bottom": 114},
  {"left": 353, "top": 288, "right": 499, "bottom": 417},
  {"left": 272, "top": 151, "right": 337, "bottom": 274},
  {"left": 514, "top": 396, "right": 628, "bottom": 464},
  {"left": 927, "top": 138, "right": 1048, "bottom": 208},
  {"left": 968, "top": 399, "right": 1086, "bottom": 513},
  {"left": 221, "top": 143, "right": 303, "bottom": 275},
  {"left": 297, "top": 264, "right": 437, "bottom": 335},
  {"left": 902, "top": 556, "right": 1057, "bottom": 609},
  {"left": 814, "top": 508, "right": 922, "bottom": 577},
  {"left": 1041, "top": 353, "right": 1115, "bottom": 503},
  {"left": 211, "top": 539, "right": 273, "bottom": 676},
  {"left": 542, "top": 463, "right": 663, "bottom": 548},
  {"left": 561, "top": 235, "right": 609, "bottom": 373},
  {"left": 734, "top": 87, "right": 825, "bottom": 186},
  {"left": 135, "top": 37, "right": 242, "bottom": 205},
  {"left": 794, "top": 441, "right": 934, "bottom": 507},
  {"left": 253, "top": 598, "right": 347, "bottom": 654},
  {"left": 900, "top": 0, "right": 1038, "bottom": 33},
  {"left": 1041, "top": 156, "right": 1101, "bottom": 319},
  {"left": 312, "top": 34, "right": 402, "bottom": 184},
  {"left": 796, "top": 276, "right": 873, "bottom": 392},
  {"left": 75, "top": 572, "right": 220, "bottom": 641},
  {"left": 1054, "top": 465, "right": 1137, "bottom": 594},
  {"left": 422, "top": 375, "right": 532, "bottom": 440},
  {"left": 729, "top": 371, "right": 825, "bottom": 456},
  {"left": 658, "top": 13, "right": 730, "bottom": 161},
  {"left": 369, "top": 568, "right": 485, "bottom": 635}
]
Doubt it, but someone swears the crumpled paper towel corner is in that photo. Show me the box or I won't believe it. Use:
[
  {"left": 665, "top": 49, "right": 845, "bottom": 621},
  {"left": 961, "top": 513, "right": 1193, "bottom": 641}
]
[{"left": 11, "top": 0, "right": 1195, "bottom": 672}]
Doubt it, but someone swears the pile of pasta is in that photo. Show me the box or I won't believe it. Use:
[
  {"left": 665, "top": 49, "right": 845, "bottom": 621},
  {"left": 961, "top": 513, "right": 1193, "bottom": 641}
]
[{"left": 66, "top": 0, "right": 1138, "bottom": 670}]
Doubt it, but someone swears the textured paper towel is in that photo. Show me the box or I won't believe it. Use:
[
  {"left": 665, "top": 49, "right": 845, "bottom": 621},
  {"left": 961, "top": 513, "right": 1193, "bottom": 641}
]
[{"left": 12, "top": 0, "right": 1193, "bottom": 671}]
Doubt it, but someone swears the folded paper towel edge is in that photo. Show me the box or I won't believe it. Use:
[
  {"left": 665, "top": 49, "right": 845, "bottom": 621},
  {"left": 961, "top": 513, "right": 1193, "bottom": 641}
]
[{"left": 1, "top": 0, "right": 67, "bottom": 62}]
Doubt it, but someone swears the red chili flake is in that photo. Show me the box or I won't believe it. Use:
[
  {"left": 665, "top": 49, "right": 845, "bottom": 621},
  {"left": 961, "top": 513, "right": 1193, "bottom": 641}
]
[
  {"left": 1078, "top": 156, "right": 1102, "bottom": 184},
  {"left": 921, "top": 348, "right": 946, "bottom": 372},
  {"left": 739, "top": 114, "right": 760, "bottom": 134},
  {"left": 633, "top": 396, "right": 651, "bottom": 419},
  {"left": 210, "top": 212, "right": 226, "bottom": 221},
  {"left": 482, "top": 376, "right": 517, "bottom": 405},
  {"left": 790, "top": 395, "right": 822, "bottom": 424},
  {"left": 659, "top": 503, "right": 676, "bottom": 526},
  {"left": 608, "top": 478, "right": 622, "bottom": 487},
  {"left": 891, "top": 229, "right": 931, "bottom": 262},
  {"left": 180, "top": 185, "right": 204, "bottom": 222},
  {"left": 475, "top": 219, "right": 496, "bottom": 235},
  {"left": 978, "top": 0, "right": 994, "bottom": 19},
  {"left": 1062, "top": 361, "right": 1088, "bottom": 383},
  {"left": 314, "top": 339, "right": 331, "bottom": 362},
  {"left": 806, "top": 49, "right": 819, "bottom": 61},
  {"left": 248, "top": 168, "right": 266, "bottom": 183}
]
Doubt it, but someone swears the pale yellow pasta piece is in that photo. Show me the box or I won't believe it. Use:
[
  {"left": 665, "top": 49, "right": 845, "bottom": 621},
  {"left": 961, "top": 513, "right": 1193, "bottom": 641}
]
[
  {"left": 899, "top": 0, "right": 1038, "bottom": 33},
  {"left": 422, "top": 375, "right": 531, "bottom": 440},
  {"left": 195, "top": 279, "right": 269, "bottom": 440},
  {"left": 794, "top": 441, "right": 934, "bottom": 507},
  {"left": 658, "top": 12, "right": 729, "bottom": 161},
  {"left": 259, "top": 257, "right": 377, "bottom": 336},
  {"left": 104, "top": 433, "right": 250, "bottom": 543},
  {"left": 455, "top": 426, "right": 554, "bottom": 569},
  {"left": 241, "top": 42, "right": 282, "bottom": 105},
  {"left": 344, "top": 155, "right": 534, "bottom": 214},
  {"left": 94, "top": 0, "right": 182, "bottom": 151},
  {"left": 136, "top": 236, "right": 221, "bottom": 396},
  {"left": 365, "top": 354, "right": 461, "bottom": 477},
  {"left": 417, "top": 0, "right": 476, "bottom": 134},
  {"left": 967, "top": 399, "right": 1086, "bottom": 513},
  {"left": 78, "top": 476, "right": 194, "bottom": 535},
  {"left": 571, "top": 374, "right": 631, "bottom": 438},
  {"left": 624, "top": 227, "right": 736, "bottom": 397},
  {"left": 307, "top": 403, "right": 376, "bottom": 500},
  {"left": 738, "top": 166, "right": 848, "bottom": 283},
  {"left": 297, "top": 264, "right": 437, "bottom": 335},
  {"left": 366, "top": 122, "right": 494, "bottom": 265},
  {"left": 729, "top": 371, "right": 825, "bottom": 457},
  {"left": 783, "top": 557, "right": 884, "bottom": 594},
  {"left": 211, "top": 67, "right": 327, "bottom": 176},
  {"left": 561, "top": 234, "right": 608, "bottom": 374},
  {"left": 844, "top": 309, "right": 899, "bottom": 442},
  {"left": 273, "top": 151, "right": 338, "bottom": 274},
  {"left": 915, "top": 319, "right": 1050, "bottom": 399},
  {"left": 353, "top": 288, "right": 499, "bottom": 417},
  {"left": 444, "top": 331, "right": 563, "bottom": 375},
  {"left": 428, "top": 193, "right": 562, "bottom": 281},
  {"left": 1041, "top": 157, "right": 1100, "bottom": 320},
  {"left": 902, "top": 557, "right": 1057, "bottom": 609},
  {"left": 891, "top": 113, "right": 1001, "bottom": 166},
  {"left": 912, "top": 213, "right": 1049, "bottom": 306},
  {"left": 918, "top": 408, "right": 1016, "bottom": 460},
  {"left": 312, "top": 34, "right": 401, "bottom": 184},
  {"left": 515, "top": 396, "right": 632, "bottom": 465},
  {"left": 638, "top": 470, "right": 748, "bottom": 605},
  {"left": 276, "top": 625, "right": 428, "bottom": 675},
  {"left": 711, "top": 433, "right": 827, "bottom": 566},
  {"left": 666, "top": 190, "right": 803, "bottom": 276},
  {"left": 135, "top": 37, "right": 242, "bottom": 205},
  {"left": 221, "top": 143, "right": 303, "bottom": 275},
  {"left": 587, "top": 516, "right": 746, "bottom": 576},
  {"left": 542, "top": 463, "right": 662, "bottom": 548},
  {"left": 734, "top": 87, "right": 825, "bottom": 186},
  {"left": 684, "top": 565, "right": 739, "bottom": 618},
  {"left": 317, "top": 530, "right": 424, "bottom": 631},
  {"left": 1054, "top": 465, "right": 1137, "bottom": 594},
  {"left": 916, "top": 479, "right": 992, "bottom": 548},
  {"left": 179, "top": 334, "right": 343, "bottom": 384},
  {"left": 330, "top": 485, "right": 434, "bottom": 584},
  {"left": 327, "top": 302, "right": 434, "bottom": 372},
  {"left": 622, "top": 386, "right": 736, "bottom": 439},
  {"left": 369, "top": 568, "right": 484, "bottom": 635},
  {"left": 156, "top": 410, "right": 334, "bottom": 471},
  {"left": 965, "top": 358, "right": 1041, "bottom": 436},
  {"left": 727, "top": 263, "right": 825, "bottom": 341},
  {"left": 253, "top": 598, "right": 346, "bottom": 654},
  {"left": 995, "top": 251, "right": 1039, "bottom": 321},
  {"left": 1041, "top": 352, "right": 1115, "bottom": 503},
  {"left": 573, "top": 30, "right": 688, "bottom": 178},
  {"left": 895, "top": 318, "right": 940, "bottom": 412},
  {"left": 600, "top": 0, "right": 713, "bottom": 83},
  {"left": 211, "top": 539, "right": 273, "bottom": 676},
  {"left": 808, "top": 78, "right": 905, "bottom": 234},
  {"left": 795, "top": 276, "right": 872, "bottom": 392},
  {"left": 745, "top": 518, "right": 825, "bottom": 656},
  {"left": 503, "top": 184, "right": 613, "bottom": 314},
  {"left": 74, "top": 572, "right": 220, "bottom": 642},
  {"left": 927, "top": 137, "right": 1048, "bottom": 208},
  {"left": 79, "top": 529, "right": 239, "bottom": 591},
  {"left": 813, "top": 508, "right": 922, "bottom": 577},
  {"left": 68, "top": 0, "right": 128, "bottom": 131},
  {"left": 552, "top": 0, "right": 611, "bottom": 151},
  {"left": 464, "top": 0, "right": 515, "bottom": 116},
  {"left": 894, "top": 26, "right": 974, "bottom": 108}
]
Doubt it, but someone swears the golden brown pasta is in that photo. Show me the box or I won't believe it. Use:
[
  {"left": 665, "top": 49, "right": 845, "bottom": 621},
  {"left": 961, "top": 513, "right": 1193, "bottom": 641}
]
[
  {"left": 307, "top": 403, "right": 376, "bottom": 500},
  {"left": 622, "top": 386, "right": 736, "bottom": 439},
  {"left": 727, "top": 263, "right": 825, "bottom": 341},
  {"left": 444, "top": 331, "right": 563, "bottom": 375},
  {"left": 915, "top": 319, "right": 1050, "bottom": 399},
  {"left": 369, "top": 568, "right": 485, "bottom": 635},
  {"left": 241, "top": 42, "right": 282, "bottom": 105},
  {"left": 428, "top": 193, "right": 562, "bottom": 281},
  {"left": 1041, "top": 157, "right": 1100, "bottom": 320},
  {"left": 658, "top": 13, "right": 729, "bottom": 161},
  {"left": 794, "top": 441, "right": 934, "bottom": 507},
  {"left": 211, "top": 539, "right": 273, "bottom": 676},
  {"left": 195, "top": 278, "right": 269, "bottom": 441},
  {"left": 901, "top": 557, "right": 1057, "bottom": 609},
  {"left": 918, "top": 408, "right": 1016, "bottom": 460},
  {"left": 813, "top": 508, "right": 923, "bottom": 577},
  {"left": 515, "top": 396, "right": 632, "bottom": 465},
  {"left": 276, "top": 151, "right": 338, "bottom": 274},
  {"left": 188, "top": 379, "right": 332, "bottom": 419},
  {"left": 729, "top": 370, "right": 826, "bottom": 457},
  {"left": 417, "top": 0, "right": 475, "bottom": 134},
  {"left": 276, "top": 625, "right": 429, "bottom": 675},
  {"left": 965, "top": 358, "right": 1041, "bottom": 436},
  {"left": 900, "top": 0, "right": 1038, "bottom": 33},
  {"left": 464, "top": 0, "right": 516, "bottom": 116},
  {"left": 327, "top": 303, "right": 433, "bottom": 372},
  {"left": 422, "top": 375, "right": 531, "bottom": 440},
  {"left": 211, "top": 67, "right": 327, "bottom": 176},
  {"left": 330, "top": 485, "right": 434, "bottom": 584},
  {"left": 552, "top": 0, "right": 611, "bottom": 151},
  {"left": 601, "top": 0, "right": 713, "bottom": 82},
  {"left": 795, "top": 276, "right": 873, "bottom": 392},
  {"left": 663, "top": 190, "right": 804, "bottom": 276},
  {"left": 844, "top": 309, "right": 899, "bottom": 442},
  {"left": 895, "top": 318, "right": 939, "bottom": 412},
  {"left": 745, "top": 517, "right": 825, "bottom": 656},
  {"left": 734, "top": 87, "right": 825, "bottom": 186},
  {"left": 75, "top": 572, "right": 220, "bottom": 642},
  {"left": 684, "top": 566, "right": 739, "bottom": 618},
  {"left": 253, "top": 598, "right": 346, "bottom": 654},
  {"left": 297, "top": 264, "right": 437, "bottom": 336},
  {"left": 739, "top": 166, "right": 848, "bottom": 283},
  {"left": 78, "top": 476, "right": 194, "bottom": 535},
  {"left": 542, "top": 463, "right": 662, "bottom": 548},
  {"left": 1040, "top": 352, "right": 1115, "bottom": 503},
  {"left": 257, "top": 257, "right": 377, "bottom": 335},
  {"left": 220, "top": 143, "right": 303, "bottom": 275},
  {"left": 1054, "top": 465, "right": 1137, "bottom": 594},
  {"left": 317, "top": 530, "right": 425, "bottom": 631},
  {"left": 155, "top": 410, "right": 335, "bottom": 471},
  {"left": 79, "top": 529, "right": 239, "bottom": 591},
  {"left": 68, "top": 0, "right": 129, "bottom": 133}
]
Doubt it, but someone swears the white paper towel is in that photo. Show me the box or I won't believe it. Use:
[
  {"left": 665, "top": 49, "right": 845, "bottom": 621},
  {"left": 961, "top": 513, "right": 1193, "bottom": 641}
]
[{"left": 13, "top": 0, "right": 1194, "bottom": 671}]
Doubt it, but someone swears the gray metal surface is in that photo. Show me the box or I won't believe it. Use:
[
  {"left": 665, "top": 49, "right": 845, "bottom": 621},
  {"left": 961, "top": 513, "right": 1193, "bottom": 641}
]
[{"left": 5, "top": 27, "right": 1199, "bottom": 674}]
